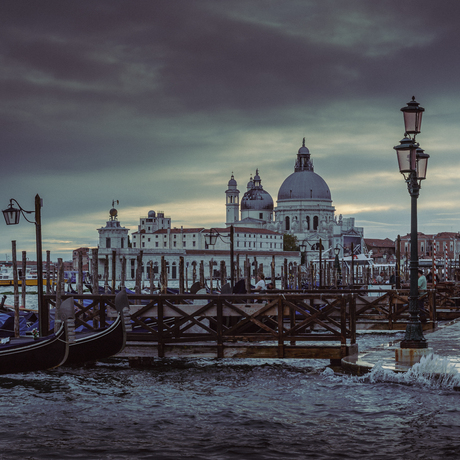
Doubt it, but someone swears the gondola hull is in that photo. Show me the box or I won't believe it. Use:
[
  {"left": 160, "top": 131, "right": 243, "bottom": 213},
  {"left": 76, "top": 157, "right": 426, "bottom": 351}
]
[
  {"left": 0, "top": 324, "right": 68, "bottom": 375},
  {"left": 65, "top": 313, "right": 126, "bottom": 365}
]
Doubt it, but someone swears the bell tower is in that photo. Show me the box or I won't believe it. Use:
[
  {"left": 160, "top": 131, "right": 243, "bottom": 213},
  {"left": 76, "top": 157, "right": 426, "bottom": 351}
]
[{"left": 225, "top": 174, "right": 240, "bottom": 224}]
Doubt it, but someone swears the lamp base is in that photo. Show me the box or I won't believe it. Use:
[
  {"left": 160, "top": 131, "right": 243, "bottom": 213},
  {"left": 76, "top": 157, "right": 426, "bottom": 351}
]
[
  {"left": 395, "top": 347, "right": 433, "bottom": 366},
  {"left": 400, "top": 339, "right": 428, "bottom": 349}
]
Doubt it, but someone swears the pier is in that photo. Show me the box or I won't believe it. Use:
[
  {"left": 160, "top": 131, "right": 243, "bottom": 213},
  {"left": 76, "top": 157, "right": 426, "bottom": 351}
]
[
  {"left": 40, "top": 283, "right": 460, "bottom": 366},
  {"left": 45, "top": 291, "right": 357, "bottom": 365}
]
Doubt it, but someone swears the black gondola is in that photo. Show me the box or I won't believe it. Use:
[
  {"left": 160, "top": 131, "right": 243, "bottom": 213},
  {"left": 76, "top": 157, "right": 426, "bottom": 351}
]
[
  {"left": 64, "top": 288, "right": 128, "bottom": 365},
  {"left": 0, "top": 297, "right": 74, "bottom": 375}
]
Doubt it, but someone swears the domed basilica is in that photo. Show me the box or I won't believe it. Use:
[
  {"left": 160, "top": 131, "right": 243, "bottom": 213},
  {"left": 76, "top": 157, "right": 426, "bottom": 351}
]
[{"left": 225, "top": 139, "right": 364, "bottom": 260}]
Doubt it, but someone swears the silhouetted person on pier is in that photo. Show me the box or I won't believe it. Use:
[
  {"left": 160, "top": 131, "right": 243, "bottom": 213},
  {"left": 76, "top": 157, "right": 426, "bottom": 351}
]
[{"left": 418, "top": 269, "right": 428, "bottom": 323}]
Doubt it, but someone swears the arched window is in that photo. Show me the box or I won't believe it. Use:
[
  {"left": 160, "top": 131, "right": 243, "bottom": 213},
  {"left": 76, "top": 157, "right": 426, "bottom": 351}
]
[
  {"left": 313, "top": 216, "right": 319, "bottom": 230},
  {"left": 285, "top": 216, "right": 290, "bottom": 231},
  {"left": 306, "top": 216, "right": 310, "bottom": 230}
]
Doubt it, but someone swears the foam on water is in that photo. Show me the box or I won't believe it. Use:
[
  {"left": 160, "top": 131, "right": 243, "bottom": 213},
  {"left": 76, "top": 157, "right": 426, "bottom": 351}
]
[{"left": 323, "top": 353, "right": 460, "bottom": 391}]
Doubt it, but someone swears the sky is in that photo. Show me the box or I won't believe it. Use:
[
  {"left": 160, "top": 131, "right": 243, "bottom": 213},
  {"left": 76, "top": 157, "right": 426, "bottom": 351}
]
[{"left": 1, "top": 0, "right": 460, "bottom": 261}]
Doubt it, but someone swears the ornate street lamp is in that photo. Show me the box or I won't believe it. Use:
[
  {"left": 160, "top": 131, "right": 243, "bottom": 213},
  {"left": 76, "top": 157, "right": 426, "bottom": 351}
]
[
  {"left": 394, "top": 97, "right": 429, "bottom": 349},
  {"left": 204, "top": 225, "right": 234, "bottom": 289},
  {"left": 2, "top": 195, "right": 46, "bottom": 336}
]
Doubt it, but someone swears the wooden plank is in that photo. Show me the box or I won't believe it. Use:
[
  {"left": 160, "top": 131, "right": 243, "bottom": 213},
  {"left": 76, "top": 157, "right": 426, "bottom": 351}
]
[{"left": 116, "top": 342, "right": 358, "bottom": 359}]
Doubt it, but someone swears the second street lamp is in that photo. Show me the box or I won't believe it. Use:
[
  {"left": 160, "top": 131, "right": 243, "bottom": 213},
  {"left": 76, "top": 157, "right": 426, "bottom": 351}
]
[{"left": 394, "top": 96, "right": 429, "bottom": 349}]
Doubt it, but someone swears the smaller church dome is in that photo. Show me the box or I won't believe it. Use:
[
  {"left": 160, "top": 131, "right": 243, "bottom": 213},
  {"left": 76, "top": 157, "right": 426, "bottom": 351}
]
[
  {"left": 241, "top": 170, "right": 273, "bottom": 211},
  {"left": 148, "top": 210, "right": 156, "bottom": 218},
  {"left": 241, "top": 189, "right": 274, "bottom": 211}
]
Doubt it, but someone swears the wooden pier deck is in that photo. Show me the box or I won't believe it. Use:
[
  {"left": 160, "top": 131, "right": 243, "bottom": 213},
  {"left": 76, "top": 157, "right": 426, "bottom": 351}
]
[
  {"left": 45, "top": 292, "right": 357, "bottom": 365},
  {"left": 43, "top": 285, "right": 460, "bottom": 365}
]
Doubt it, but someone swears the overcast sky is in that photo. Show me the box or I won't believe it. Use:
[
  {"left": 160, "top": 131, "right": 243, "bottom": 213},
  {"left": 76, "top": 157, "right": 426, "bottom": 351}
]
[{"left": 1, "top": 0, "right": 460, "bottom": 261}]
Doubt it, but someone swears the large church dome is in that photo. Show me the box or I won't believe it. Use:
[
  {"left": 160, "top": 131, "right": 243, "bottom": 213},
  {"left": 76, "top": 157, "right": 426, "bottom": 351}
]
[
  {"left": 277, "top": 139, "right": 332, "bottom": 201},
  {"left": 278, "top": 170, "right": 331, "bottom": 200}
]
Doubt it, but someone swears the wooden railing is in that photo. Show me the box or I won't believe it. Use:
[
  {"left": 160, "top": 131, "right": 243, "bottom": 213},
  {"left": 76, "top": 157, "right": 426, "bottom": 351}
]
[
  {"left": 352, "top": 289, "right": 436, "bottom": 328},
  {"left": 44, "top": 292, "right": 356, "bottom": 359}
]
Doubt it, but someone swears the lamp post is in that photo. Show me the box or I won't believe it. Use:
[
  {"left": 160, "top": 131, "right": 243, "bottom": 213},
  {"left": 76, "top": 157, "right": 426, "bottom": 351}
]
[
  {"left": 394, "top": 96, "right": 429, "bottom": 349},
  {"left": 2, "top": 195, "right": 46, "bottom": 336},
  {"left": 204, "top": 225, "right": 234, "bottom": 289},
  {"left": 334, "top": 246, "right": 342, "bottom": 287}
]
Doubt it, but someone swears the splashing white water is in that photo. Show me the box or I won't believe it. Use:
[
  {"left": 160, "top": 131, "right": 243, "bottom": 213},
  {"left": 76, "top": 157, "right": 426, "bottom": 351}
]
[
  {"left": 322, "top": 354, "right": 460, "bottom": 390},
  {"left": 365, "top": 354, "right": 460, "bottom": 390}
]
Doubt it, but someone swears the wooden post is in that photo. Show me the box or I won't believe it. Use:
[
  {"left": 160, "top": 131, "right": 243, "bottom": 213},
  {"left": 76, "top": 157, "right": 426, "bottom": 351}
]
[
  {"left": 283, "top": 259, "right": 288, "bottom": 289},
  {"left": 52, "top": 264, "right": 57, "bottom": 294},
  {"left": 199, "top": 260, "right": 205, "bottom": 287},
  {"left": 236, "top": 254, "right": 240, "bottom": 280},
  {"left": 46, "top": 250, "right": 51, "bottom": 294},
  {"left": 160, "top": 256, "right": 168, "bottom": 294},
  {"left": 121, "top": 256, "right": 126, "bottom": 288},
  {"left": 297, "top": 262, "right": 302, "bottom": 289},
  {"left": 245, "top": 257, "right": 251, "bottom": 292},
  {"left": 149, "top": 261, "right": 154, "bottom": 294},
  {"left": 220, "top": 260, "right": 226, "bottom": 288},
  {"left": 21, "top": 251, "right": 26, "bottom": 310},
  {"left": 244, "top": 258, "right": 248, "bottom": 292},
  {"left": 12, "top": 241, "right": 19, "bottom": 338},
  {"left": 112, "top": 249, "right": 117, "bottom": 292},
  {"left": 135, "top": 251, "right": 143, "bottom": 294},
  {"left": 55, "top": 258, "right": 64, "bottom": 332},
  {"left": 209, "top": 259, "right": 213, "bottom": 292},
  {"left": 293, "top": 262, "right": 298, "bottom": 289},
  {"left": 91, "top": 248, "right": 99, "bottom": 295},
  {"left": 271, "top": 256, "right": 276, "bottom": 289},
  {"left": 104, "top": 255, "right": 109, "bottom": 293},
  {"left": 179, "top": 256, "right": 184, "bottom": 294},
  {"left": 77, "top": 251, "right": 83, "bottom": 297},
  {"left": 185, "top": 261, "right": 189, "bottom": 292},
  {"left": 192, "top": 262, "right": 197, "bottom": 284}
]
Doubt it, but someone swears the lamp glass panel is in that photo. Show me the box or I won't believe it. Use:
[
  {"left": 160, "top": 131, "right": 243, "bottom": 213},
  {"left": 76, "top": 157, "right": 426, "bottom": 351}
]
[
  {"left": 403, "top": 111, "right": 423, "bottom": 134},
  {"left": 417, "top": 156, "right": 428, "bottom": 180}
]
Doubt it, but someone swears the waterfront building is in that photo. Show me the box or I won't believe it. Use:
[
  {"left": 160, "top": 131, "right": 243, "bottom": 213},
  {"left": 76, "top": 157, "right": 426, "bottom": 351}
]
[
  {"left": 364, "top": 238, "right": 396, "bottom": 264},
  {"left": 94, "top": 206, "right": 297, "bottom": 283},
  {"left": 398, "top": 232, "right": 460, "bottom": 261}
]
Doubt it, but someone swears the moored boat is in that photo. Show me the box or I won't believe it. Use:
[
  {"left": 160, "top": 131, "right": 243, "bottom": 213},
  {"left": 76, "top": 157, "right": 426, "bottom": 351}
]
[
  {"left": 64, "top": 288, "right": 128, "bottom": 365},
  {"left": 0, "top": 297, "right": 74, "bottom": 375}
]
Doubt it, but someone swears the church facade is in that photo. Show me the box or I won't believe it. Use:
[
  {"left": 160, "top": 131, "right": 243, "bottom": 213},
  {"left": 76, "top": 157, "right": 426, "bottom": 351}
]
[{"left": 225, "top": 139, "right": 364, "bottom": 262}]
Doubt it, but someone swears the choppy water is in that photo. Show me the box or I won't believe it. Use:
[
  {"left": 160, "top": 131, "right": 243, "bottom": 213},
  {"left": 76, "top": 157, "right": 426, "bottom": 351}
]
[
  {"left": 2, "top": 287, "right": 460, "bottom": 459},
  {"left": 0, "top": 350, "right": 460, "bottom": 460}
]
